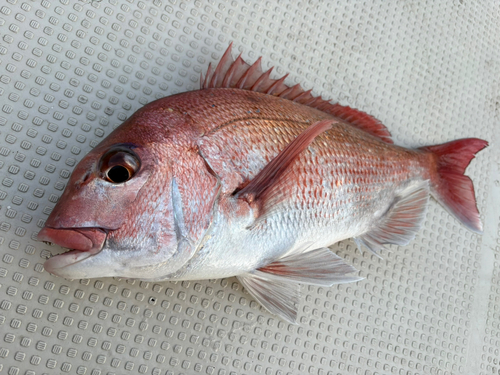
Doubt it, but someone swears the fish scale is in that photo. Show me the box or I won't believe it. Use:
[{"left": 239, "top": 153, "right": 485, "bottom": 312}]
[
  {"left": 197, "top": 90, "right": 425, "bottom": 215},
  {"left": 38, "top": 44, "right": 487, "bottom": 323}
]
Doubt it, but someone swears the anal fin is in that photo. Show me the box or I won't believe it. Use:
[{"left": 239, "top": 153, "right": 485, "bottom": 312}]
[
  {"left": 355, "top": 180, "right": 430, "bottom": 255},
  {"left": 237, "top": 247, "right": 362, "bottom": 323}
]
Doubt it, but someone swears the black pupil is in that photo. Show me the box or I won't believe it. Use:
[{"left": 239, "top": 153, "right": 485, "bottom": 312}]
[{"left": 107, "top": 165, "right": 130, "bottom": 183}]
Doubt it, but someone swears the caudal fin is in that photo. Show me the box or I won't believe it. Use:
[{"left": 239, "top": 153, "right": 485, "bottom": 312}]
[{"left": 420, "top": 138, "right": 488, "bottom": 233}]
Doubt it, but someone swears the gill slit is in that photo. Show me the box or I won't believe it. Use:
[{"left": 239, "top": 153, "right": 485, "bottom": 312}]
[
  {"left": 193, "top": 147, "right": 222, "bottom": 253},
  {"left": 155, "top": 148, "right": 223, "bottom": 279}
]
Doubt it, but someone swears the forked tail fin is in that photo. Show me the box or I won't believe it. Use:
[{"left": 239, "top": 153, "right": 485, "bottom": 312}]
[{"left": 420, "top": 138, "right": 488, "bottom": 233}]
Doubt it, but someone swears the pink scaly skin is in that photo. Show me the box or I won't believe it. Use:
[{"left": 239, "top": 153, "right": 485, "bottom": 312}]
[{"left": 38, "top": 44, "right": 487, "bottom": 322}]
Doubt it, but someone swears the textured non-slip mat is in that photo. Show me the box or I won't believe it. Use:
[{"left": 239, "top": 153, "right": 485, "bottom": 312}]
[{"left": 0, "top": 1, "right": 499, "bottom": 374}]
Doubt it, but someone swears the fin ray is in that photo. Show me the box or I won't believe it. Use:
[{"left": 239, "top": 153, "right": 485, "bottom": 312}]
[
  {"left": 258, "top": 247, "right": 363, "bottom": 286},
  {"left": 236, "top": 56, "right": 263, "bottom": 89},
  {"left": 355, "top": 181, "right": 430, "bottom": 254},
  {"left": 237, "top": 272, "right": 299, "bottom": 324}
]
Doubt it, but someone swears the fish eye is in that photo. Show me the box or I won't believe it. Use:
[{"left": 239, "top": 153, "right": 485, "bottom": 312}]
[
  {"left": 99, "top": 148, "right": 140, "bottom": 184},
  {"left": 107, "top": 165, "right": 131, "bottom": 183}
]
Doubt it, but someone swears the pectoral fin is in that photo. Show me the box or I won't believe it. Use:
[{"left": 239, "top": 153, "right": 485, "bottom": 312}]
[
  {"left": 237, "top": 119, "right": 334, "bottom": 203},
  {"left": 237, "top": 247, "right": 362, "bottom": 323},
  {"left": 355, "top": 180, "right": 430, "bottom": 255}
]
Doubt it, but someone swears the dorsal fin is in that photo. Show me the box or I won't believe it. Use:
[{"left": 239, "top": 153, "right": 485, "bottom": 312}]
[{"left": 201, "top": 43, "right": 393, "bottom": 144}]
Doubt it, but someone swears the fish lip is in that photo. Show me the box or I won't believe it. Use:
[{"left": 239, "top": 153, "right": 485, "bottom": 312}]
[
  {"left": 37, "top": 227, "right": 108, "bottom": 274},
  {"left": 37, "top": 226, "right": 107, "bottom": 252}
]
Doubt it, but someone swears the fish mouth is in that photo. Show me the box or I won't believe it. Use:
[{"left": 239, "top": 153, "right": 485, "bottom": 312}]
[{"left": 37, "top": 227, "right": 107, "bottom": 276}]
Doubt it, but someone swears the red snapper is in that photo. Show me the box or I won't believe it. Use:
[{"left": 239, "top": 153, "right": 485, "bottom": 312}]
[{"left": 38, "top": 44, "right": 487, "bottom": 322}]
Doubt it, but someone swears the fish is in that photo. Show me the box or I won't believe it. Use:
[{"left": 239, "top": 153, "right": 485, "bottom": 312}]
[{"left": 37, "top": 43, "right": 488, "bottom": 323}]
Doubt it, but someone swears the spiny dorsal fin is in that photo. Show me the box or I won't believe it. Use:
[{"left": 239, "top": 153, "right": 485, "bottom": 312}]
[{"left": 201, "top": 43, "right": 393, "bottom": 144}]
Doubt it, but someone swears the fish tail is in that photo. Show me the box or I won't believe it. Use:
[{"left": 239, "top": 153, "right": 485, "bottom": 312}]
[{"left": 420, "top": 138, "right": 488, "bottom": 233}]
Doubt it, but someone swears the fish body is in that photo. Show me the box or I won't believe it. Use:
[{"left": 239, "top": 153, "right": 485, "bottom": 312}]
[
  {"left": 38, "top": 45, "right": 487, "bottom": 322},
  {"left": 155, "top": 88, "right": 430, "bottom": 280}
]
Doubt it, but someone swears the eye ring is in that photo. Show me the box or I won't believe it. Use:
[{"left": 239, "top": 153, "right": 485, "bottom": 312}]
[{"left": 99, "top": 148, "right": 140, "bottom": 184}]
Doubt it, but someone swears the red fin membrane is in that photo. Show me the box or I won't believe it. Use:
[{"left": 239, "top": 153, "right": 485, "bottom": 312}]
[
  {"left": 201, "top": 43, "right": 393, "bottom": 143},
  {"left": 237, "top": 119, "right": 334, "bottom": 202},
  {"left": 355, "top": 181, "right": 430, "bottom": 255},
  {"left": 325, "top": 103, "right": 393, "bottom": 143},
  {"left": 420, "top": 138, "right": 488, "bottom": 233}
]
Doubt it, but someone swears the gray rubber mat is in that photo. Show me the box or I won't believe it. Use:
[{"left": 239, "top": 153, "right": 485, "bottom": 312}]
[{"left": 0, "top": 1, "right": 499, "bottom": 374}]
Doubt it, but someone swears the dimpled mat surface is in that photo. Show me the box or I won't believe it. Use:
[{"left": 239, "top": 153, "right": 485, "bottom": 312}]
[{"left": 0, "top": 1, "right": 499, "bottom": 374}]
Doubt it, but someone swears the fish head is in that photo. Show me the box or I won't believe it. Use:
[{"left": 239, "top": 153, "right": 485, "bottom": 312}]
[{"left": 38, "top": 103, "right": 219, "bottom": 280}]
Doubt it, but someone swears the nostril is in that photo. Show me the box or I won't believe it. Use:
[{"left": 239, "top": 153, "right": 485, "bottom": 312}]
[
  {"left": 82, "top": 172, "right": 90, "bottom": 183},
  {"left": 75, "top": 173, "right": 90, "bottom": 191}
]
